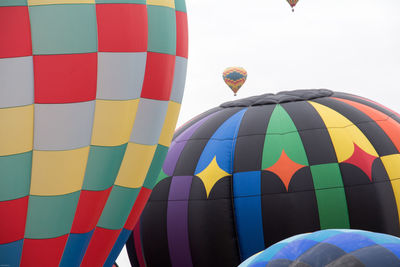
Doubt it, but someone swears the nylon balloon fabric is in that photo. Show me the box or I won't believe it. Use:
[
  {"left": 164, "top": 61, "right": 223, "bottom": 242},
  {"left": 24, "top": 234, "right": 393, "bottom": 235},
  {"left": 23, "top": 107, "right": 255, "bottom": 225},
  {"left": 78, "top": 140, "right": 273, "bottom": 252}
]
[
  {"left": 0, "top": 1, "right": 188, "bottom": 266},
  {"left": 240, "top": 229, "right": 400, "bottom": 267},
  {"left": 127, "top": 89, "right": 400, "bottom": 267}
]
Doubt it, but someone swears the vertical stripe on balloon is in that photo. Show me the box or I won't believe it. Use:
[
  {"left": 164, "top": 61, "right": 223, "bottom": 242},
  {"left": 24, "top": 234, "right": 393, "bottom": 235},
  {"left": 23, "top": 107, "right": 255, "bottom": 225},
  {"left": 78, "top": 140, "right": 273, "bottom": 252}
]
[
  {"left": 141, "top": 177, "right": 173, "bottom": 266},
  {"left": 262, "top": 105, "right": 308, "bottom": 170},
  {"left": 233, "top": 171, "right": 264, "bottom": 260},
  {"left": 167, "top": 176, "right": 193, "bottom": 267},
  {"left": 261, "top": 103, "right": 319, "bottom": 248},
  {"left": 381, "top": 154, "right": 400, "bottom": 222},
  {"left": 195, "top": 109, "right": 247, "bottom": 176},
  {"left": 233, "top": 105, "right": 274, "bottom": 260},
  {"left": 310, "top": 163, "right": 350, "bottom": 229}
]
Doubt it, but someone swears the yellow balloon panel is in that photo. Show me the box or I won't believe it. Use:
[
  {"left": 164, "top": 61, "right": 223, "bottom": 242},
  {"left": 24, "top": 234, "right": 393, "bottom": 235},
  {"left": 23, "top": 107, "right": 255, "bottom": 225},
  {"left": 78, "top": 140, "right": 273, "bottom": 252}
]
[
  {"left": 115, "top": 143, "right": 157, "bottom": 188},
  {"left": 91, "top": 99, "right": 139, "bottom": 147},
  {"left": 30, "top": 147, "right": 90, "bottom": 196},
  {"left": 309, "top": 101, "right": 378, "bottom": 162},
  {"left": 159, "top": 101, "right": 181, "bottom": 147},
  {"left": 0, "top": 105, "right": 33, "bottom": 156}
]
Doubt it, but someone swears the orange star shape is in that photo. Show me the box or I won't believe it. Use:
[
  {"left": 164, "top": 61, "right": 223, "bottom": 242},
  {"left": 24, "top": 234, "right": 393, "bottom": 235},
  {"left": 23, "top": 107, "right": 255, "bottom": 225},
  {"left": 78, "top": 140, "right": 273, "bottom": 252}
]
[{"left": 265, "top": 150, "right": 305, "bottom": 190}]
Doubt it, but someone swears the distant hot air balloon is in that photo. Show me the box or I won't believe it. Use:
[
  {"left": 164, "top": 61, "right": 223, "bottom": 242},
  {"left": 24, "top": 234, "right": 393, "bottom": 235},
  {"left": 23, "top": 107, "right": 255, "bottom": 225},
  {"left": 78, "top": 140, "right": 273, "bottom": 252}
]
[
  {"left": 287, "top": 0, "right": 299, "bottom": 11},
  {"left": 222, "top": 67, "right": 247, "bottom": 96}
]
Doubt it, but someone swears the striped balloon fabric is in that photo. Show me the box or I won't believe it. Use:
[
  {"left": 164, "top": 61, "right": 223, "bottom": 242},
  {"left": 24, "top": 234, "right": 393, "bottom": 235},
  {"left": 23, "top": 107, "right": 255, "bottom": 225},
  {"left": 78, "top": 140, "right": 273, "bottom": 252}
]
[
  {"left": 240, "top": 229, "right": 400, "bottom": 267},
  {"left": 0, "top": 0, "right": 187, "bottom": 266},
  {"left": 127, "top": 89, "right": 400, "bottom": 267}
]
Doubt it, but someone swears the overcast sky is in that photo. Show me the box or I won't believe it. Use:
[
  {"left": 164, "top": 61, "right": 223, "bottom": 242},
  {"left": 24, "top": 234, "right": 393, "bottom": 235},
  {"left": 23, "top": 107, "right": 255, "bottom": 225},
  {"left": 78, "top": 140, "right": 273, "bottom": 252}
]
[{"left": 117, "top": 0, "right": 400, "bottom": 265}]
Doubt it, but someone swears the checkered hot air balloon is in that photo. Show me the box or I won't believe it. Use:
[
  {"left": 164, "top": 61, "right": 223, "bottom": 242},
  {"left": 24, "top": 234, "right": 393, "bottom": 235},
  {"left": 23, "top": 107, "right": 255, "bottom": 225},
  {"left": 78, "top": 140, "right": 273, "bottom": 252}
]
[
  {"left": 240, "top": 229, "right": 400, "bottom": 267},
  {"left": 287, "top": 0, "right": 299, "bottom": 11},
  {"left": 0, "top": 0, "right": 188, "bottom": 266},
  {"left": 127, "top": 89, "right": 400, "bottom": 267},
  {"left": 222, "top": 67, "right": 247, "bottom": 96}
]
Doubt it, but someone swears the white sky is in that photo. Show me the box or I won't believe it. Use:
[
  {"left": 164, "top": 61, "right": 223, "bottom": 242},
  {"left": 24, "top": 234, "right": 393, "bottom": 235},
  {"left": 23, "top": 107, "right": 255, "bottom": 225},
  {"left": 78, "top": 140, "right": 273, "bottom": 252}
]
[{"left": 117, "top": 0, "right": 400, "bottom": 265}]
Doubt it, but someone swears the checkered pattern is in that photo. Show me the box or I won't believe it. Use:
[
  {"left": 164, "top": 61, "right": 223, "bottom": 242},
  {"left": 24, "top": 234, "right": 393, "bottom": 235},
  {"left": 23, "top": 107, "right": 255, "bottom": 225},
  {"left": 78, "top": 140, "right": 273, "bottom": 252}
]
[
  {"left": 0, "top": 0, "right": 188, "bottom": 266},
  {"left": 240, "top": 229, "right": 400, "bottom": 267}
]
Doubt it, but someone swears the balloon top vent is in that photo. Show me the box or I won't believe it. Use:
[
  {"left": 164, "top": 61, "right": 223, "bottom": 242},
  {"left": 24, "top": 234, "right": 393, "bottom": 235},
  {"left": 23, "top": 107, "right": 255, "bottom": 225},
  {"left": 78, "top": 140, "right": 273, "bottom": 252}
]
[{"left": 220, "top": 89, "right": 334, "bottom": 108}]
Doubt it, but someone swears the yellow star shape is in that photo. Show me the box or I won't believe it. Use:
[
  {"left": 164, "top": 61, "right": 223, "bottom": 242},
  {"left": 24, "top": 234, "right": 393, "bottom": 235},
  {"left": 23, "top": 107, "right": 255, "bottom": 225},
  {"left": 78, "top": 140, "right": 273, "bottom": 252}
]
[{"left": 196, "top": 156, "right": 230, "bottom": 198}]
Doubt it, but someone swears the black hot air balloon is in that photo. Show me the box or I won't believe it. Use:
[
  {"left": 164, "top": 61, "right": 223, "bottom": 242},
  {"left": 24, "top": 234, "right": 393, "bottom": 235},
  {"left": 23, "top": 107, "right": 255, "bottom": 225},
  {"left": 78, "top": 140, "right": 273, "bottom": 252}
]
[{"left": 127, "top": 89, "right": 400, "bottom": 267}]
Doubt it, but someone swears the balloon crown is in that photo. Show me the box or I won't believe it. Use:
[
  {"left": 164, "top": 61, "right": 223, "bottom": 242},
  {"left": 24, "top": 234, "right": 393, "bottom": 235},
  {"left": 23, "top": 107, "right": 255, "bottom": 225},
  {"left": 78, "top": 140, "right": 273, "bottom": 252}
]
[{"left": 220, "top": 89, "right": 333, "bottom": 107}]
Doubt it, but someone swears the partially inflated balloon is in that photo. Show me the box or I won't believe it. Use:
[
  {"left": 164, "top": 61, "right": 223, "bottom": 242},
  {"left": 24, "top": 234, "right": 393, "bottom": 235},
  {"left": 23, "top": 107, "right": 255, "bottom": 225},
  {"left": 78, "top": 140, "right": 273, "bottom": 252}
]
[
  {"left": 240, "top": 229, "right": 400, "bottom": 267},
  {"left": 222, "top": 67, "right": 247, "bottom": 96},
  {"left": 128, "top": 89, "right": 400, "bottom": 267},
  {"left": 0, "top": 1, "right": 188, "bottom": 266}
]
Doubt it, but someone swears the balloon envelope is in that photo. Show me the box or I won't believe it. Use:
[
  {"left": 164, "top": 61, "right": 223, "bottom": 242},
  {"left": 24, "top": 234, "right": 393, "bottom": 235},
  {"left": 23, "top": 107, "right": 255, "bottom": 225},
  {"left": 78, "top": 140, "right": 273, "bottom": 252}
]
[
  {"left": 240, "top": 229, "right": 400, "bottom": 267},
  {"left": 0, "top": 1, "right": 187, "bottom": 266},
  {"left": 127, "top": 89, "right": 400, "bottom": 267},
  {"left": 222, "top": 67, "right": 247, "bottom": 96},
  {"left": 287, "top": 0, "right": 299, "bottom": 10}
]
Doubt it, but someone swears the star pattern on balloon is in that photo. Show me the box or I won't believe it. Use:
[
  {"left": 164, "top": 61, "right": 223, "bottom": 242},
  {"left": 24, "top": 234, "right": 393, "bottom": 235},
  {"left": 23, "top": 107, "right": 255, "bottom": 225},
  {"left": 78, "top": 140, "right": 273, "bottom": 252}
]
[
  {"left": 265, "top": 149, "right": 305, "bottom": 190},
  {"left": 196, "top": 156, "right": 230, "bottom": 197},
  {"left": 343, "top": 143, "right": 378, "bottom": 181}
]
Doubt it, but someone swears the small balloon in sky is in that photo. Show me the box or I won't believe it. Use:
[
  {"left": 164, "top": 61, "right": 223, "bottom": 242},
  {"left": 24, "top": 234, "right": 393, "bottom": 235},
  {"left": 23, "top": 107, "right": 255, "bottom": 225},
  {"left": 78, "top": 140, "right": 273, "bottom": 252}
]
[
  {"left": 287, "top": 0, "right": 299, "bottom": 12},
  {"left": 222, "top": 67, "right": 247, "bottom": 96}
]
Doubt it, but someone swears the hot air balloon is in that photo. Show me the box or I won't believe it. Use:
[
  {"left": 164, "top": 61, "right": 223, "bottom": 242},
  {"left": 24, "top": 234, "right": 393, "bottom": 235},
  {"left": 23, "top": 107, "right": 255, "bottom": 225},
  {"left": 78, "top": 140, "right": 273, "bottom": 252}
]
[
  {"left": 0, "top": 0, "right": 188, "bottom": 266},
  {"left": 222, "top": 67, "right": 247, "bottom": 96},
  {"left": 287, "top": 0, "right": 299, "bottom": 12},
  {"left": 240, "top": 229, "right": 400, "bottom": 267},
  {"left": 127, "top": 89, "right": 400, "bottom": 267}
]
